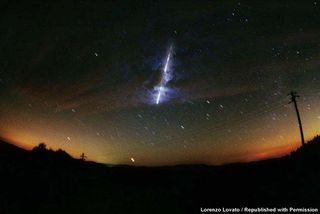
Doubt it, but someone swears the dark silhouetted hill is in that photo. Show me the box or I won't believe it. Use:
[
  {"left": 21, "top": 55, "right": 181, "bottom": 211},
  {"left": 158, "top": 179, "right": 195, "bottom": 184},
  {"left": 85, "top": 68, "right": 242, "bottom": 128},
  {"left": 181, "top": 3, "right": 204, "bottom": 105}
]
[{"left": 0, "top": 138, "right": 320, "bottom": 214}]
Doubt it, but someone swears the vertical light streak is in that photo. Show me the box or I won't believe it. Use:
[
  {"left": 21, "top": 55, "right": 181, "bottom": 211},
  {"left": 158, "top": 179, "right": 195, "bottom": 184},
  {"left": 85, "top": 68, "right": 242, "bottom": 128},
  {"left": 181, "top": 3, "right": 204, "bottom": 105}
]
[
  {"left": 156, "top": 86, "right": 163, "bottom": 104},
  {"left": 156, "top": 45, "right": 173, "bottom": 104}
]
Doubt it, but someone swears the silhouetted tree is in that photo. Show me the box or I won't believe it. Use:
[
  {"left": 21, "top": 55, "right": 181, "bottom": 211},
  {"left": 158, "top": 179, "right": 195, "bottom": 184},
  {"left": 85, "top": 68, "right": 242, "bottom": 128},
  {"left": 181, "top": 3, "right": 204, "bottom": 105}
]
[
  {"left": 32, "top": 143, "right": 47, "bottom": 152},
  {"left": 80, "top": 153, "right": 87, "bottom": 161}
]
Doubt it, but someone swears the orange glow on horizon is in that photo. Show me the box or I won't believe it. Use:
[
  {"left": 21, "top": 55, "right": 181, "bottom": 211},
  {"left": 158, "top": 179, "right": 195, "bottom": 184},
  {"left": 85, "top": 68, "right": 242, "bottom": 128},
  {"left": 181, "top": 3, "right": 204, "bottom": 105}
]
[
  {"left": 1, "top": 118, "right": 318, "bottom": 166},
  {"left": 1, "top": 131, "right": 80, "bottom": 160}
]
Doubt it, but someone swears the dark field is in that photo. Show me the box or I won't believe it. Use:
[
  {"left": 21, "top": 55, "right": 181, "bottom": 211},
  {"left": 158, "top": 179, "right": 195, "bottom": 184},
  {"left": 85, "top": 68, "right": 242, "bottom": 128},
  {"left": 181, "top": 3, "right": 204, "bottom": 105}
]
[{"left": 1, "top": 138, "right": 320, "bottom": 214}]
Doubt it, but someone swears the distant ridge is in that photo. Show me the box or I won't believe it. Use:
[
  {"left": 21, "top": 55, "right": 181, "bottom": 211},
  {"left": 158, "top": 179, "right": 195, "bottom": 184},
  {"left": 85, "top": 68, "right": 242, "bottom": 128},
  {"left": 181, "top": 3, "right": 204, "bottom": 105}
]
[
  {"left": 1, "top": 137, "right": 320, "bottom": 214},
  {"left": 1, "top": 135, "right": 320, "bottom": 168}
]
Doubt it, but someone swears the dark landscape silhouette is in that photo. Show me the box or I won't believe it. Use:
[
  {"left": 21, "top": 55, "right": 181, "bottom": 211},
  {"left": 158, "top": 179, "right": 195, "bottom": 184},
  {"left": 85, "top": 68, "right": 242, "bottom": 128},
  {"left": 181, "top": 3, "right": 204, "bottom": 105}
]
[{"left": 1, "top": 137, "right": 320, "bottom": 214}]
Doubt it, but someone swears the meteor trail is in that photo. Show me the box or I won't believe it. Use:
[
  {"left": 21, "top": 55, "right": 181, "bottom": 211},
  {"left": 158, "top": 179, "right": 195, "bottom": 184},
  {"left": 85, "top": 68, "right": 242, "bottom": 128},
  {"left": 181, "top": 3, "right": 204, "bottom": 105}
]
[
  {"left": 156, "top": 45, "right": 173, "bottom": 104},
  {"left": 156, "top": 86, "right": 163, "bottom": 104}
]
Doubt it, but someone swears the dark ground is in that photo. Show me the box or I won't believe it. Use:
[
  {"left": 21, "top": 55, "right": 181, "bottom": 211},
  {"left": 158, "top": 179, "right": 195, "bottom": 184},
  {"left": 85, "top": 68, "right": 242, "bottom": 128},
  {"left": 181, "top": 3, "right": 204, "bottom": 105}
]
[{"left": 1, "top": 138, "right": 320, "bottom": 214}]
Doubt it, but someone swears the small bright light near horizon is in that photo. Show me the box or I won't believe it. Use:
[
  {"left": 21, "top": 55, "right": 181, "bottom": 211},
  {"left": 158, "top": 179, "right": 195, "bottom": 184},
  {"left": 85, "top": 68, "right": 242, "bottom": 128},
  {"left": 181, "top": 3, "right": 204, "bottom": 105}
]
[{"left": 130, "top": 157, "right": 135, "bottom": 163}]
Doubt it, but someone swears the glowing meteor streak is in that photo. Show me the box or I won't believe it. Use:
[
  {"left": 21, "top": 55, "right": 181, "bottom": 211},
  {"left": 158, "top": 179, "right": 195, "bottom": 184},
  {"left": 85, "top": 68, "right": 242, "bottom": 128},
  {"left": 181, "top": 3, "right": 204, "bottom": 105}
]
[
  {"left": 156, "top": 45, "right": 173, "bottom": 104},
  {"left": 156, "top": 86, "right": 163, "bottom": 104}
]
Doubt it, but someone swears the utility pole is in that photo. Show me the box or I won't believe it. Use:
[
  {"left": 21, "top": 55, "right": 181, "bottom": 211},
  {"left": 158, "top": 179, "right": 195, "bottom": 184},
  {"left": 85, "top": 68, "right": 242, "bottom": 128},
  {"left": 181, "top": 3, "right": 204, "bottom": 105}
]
[{"left": 288, "top": 91, "right": 305, "bottom": 146}]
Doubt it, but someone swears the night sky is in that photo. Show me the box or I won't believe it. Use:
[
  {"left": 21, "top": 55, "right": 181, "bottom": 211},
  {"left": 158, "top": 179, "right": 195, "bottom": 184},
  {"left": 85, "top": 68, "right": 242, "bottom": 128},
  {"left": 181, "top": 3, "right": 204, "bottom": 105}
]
[{"left": 1, "top": 0, "right": 320, "bottom": 165}]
